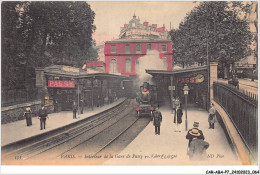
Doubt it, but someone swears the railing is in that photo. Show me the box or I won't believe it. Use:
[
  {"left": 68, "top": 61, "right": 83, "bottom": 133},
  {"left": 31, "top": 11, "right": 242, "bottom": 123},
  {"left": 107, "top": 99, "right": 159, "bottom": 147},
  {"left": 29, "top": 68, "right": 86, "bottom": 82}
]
[
  {"left": 213, "top": 82, "right": 258, "bottom": 161},
  {"left": 1, "top": 88, "right": 38, "bottom": 107}
]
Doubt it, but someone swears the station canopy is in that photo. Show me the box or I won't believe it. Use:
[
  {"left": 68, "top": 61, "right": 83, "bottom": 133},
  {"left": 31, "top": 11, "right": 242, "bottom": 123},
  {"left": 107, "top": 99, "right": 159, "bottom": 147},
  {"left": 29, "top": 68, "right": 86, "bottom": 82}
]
[
  {"left": 44, "top": 65, "right": 128, "bottom": 80},
  {"left": 146, "top": 66, "right": 208, "bottom": 77}
]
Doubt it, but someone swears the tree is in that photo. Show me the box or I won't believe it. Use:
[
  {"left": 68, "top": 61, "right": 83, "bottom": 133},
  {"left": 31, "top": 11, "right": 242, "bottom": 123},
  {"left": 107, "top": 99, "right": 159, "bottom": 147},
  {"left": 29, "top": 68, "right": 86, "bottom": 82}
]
[
  {"left": 1, "top": 1, "right": 28, "bottom": 88},
  {"left": 2, "top": 2, "right": 96, "bottom": 89},
  {"left": 20, "top": 1, "right": 96, "bottom": 67},
  {"left": 170, "top": 1, "right": 252, "bottom": 78}
]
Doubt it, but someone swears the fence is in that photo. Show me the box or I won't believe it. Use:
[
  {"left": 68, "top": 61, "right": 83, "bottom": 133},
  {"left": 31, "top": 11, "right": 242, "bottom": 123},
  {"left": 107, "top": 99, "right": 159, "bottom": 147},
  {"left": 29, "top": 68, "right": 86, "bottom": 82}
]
[
  {"left": 1, "top": 88, "right": 38, "bottom": 107},
  {"left": 213, "top": 82, "right": 258, "bottom": 161}
]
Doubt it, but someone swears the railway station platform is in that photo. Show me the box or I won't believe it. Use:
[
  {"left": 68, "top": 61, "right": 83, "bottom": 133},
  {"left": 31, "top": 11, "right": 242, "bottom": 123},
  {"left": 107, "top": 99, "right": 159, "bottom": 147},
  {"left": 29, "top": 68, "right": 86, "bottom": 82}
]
[
  {"left": 1, "top": 98, "right": 126, "bottom": 147},
  {"left": 104, "top": 105, "right": 242, "bottom": 165}
]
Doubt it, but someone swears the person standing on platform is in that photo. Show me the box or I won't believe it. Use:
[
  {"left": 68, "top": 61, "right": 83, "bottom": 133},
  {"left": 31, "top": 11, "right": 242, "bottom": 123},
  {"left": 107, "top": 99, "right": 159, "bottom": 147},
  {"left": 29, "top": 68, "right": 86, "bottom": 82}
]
[
  {"left": 208, "top": 103, "right": 216, "bottom": 129},
  {"left": 72, "top": 101, "right": 77, "bottom": 119},
  {"left": 174, "top": 106, "right": 183, "bottom": 132},
  {"left": 175, "top": 96, "right": 181, "bottom": 109},
  {"left": 96, "top": 94, "right": 100, "bottom": 107},
  {"left": 152, "top": 107, "right": 162, "bottom": 135},
  {"left": 186, "top": 122, "right": 205, "bottom": 146},
  {"left": 24, "top": 107, "right": 32, "bottom": 126},
  {"left": 80, "top": 98, "right": 84, "bottom": 114},
  {"left": 38, "top": 105, "right": 48, "bottom": 130}
]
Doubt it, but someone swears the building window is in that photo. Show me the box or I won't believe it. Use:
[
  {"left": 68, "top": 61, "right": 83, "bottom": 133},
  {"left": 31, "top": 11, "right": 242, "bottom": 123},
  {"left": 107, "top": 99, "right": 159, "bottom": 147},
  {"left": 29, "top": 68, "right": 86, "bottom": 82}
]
[
  {"left": 125, "top": 58, "right": 131, "bottom": 73},
  {"left": 125, "top": 45, "right": 130, "bottom": 53},
  {"left": 162, "top": 44, "right": 167, "bottom": 52},
  {"left": 111, "top": 45, "right": 116, "bottom": 53},
  {"left": 110, "top": 59, "right": 117, "bottom": 73},
  {"left": 162, "top": 57, "right": 167, "bottom": 70},
  {"left": 147, "top": 44, "right": 151, "bottom": 50},
  {"left": 136, "top": 44, "right": 141, "bottom": 53},
  {"left": 135, "top": 59, "right": 139, "bottom": 74}
]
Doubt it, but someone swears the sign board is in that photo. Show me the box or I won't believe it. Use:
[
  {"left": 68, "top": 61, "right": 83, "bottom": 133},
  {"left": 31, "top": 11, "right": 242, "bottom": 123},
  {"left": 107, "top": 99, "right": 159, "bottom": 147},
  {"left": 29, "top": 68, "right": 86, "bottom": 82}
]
[
  {"left": 168, "top": 86, "right": 175, "bottom": 90},
  {"left": 48, "top": 80, "right": 75, "bottom": 88},
  {"left": 176, "top": 74, "right": 204, "bottom": 84}
]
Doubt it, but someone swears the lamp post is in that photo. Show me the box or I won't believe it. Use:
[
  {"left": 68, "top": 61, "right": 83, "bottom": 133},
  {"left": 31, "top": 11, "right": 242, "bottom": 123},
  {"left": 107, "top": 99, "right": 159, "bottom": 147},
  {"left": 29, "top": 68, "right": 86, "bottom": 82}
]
[{"left": 183, "top": 84, "right": 190, "bottom": 131}]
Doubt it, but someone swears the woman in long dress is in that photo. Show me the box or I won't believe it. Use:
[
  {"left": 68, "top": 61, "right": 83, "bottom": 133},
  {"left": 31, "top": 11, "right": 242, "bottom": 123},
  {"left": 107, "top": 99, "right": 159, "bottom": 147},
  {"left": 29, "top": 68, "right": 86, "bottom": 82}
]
[{"left": 175, "top": 106, "right": 183, "bottom": 132}]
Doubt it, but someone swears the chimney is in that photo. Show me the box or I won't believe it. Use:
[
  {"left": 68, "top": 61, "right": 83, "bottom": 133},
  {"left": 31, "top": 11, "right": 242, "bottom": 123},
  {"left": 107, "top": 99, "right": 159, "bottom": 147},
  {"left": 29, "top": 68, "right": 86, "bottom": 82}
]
[{"left": 152, "top": 24, "right": 157, "bottom": 28}]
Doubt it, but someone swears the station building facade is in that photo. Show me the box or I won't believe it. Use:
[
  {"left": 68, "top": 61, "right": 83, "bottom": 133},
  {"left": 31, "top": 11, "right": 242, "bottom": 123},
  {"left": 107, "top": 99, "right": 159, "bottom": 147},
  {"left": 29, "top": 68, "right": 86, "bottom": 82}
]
[
  {"left": 104, "top": 39, "right": 173, "bottom": 76},
  {"left": 104, "top": 14, "right": 173, "bottom": 76},
  {"left": 119, "top": 14, "right": 168, "bottom": 40}
]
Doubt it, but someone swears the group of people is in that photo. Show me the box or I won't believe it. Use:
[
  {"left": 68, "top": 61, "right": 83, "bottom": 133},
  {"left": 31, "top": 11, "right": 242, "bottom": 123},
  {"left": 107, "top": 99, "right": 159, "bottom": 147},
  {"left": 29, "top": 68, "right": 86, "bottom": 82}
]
[
  {"left": 23, "top": 104, "right": 48, "bottom": 130},
  {"left": 151, "top": 99, "right": 217, "bottom": 161},
  {"left": 23, "top": 94, "right": 121, "bottom": 130},
  {"left": 185, "top": 103, "right": 216, "bottom": 160},
  {"left": 186, "top": 122, "right": 209, "bottom": 161}
]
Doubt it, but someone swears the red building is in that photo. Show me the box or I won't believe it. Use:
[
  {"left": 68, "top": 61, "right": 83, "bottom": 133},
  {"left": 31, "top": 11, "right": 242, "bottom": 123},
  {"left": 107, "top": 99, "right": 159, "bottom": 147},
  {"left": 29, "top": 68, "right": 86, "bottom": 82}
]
[{"left": 104, "top": 39, "right": 173, "bottom": 76}]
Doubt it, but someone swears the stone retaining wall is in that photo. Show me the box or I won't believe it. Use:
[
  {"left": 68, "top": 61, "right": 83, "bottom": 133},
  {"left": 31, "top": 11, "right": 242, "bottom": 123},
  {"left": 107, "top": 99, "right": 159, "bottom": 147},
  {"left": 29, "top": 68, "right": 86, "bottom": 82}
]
[{"left": 1, "top": 101, "right": 54, "bottom": 124}]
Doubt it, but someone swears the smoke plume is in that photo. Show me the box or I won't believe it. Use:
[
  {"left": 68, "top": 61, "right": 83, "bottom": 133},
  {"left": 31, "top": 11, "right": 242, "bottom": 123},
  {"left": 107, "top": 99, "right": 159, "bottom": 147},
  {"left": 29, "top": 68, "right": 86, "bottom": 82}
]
[{"left": 138, "top": 50, "right": 165, "bottom": 85}]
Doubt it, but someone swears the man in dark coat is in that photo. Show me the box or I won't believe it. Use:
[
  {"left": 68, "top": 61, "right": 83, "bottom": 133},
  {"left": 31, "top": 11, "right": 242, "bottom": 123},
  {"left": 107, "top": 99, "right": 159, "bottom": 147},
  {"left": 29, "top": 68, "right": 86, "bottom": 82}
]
[
  {"left": 152, "top": 107, "right": 162, "bottom": 135},
  {"left": 38, "top": 105, "right": 48, "bottom": 130},
  {"left": 186, "top": 122, "right": 205, "bottom": 146}
]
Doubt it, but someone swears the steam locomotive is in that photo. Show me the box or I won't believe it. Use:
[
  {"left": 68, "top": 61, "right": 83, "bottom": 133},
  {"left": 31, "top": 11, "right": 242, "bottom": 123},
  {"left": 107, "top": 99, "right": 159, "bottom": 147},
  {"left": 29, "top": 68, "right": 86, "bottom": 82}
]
[{"left": 135, "top": 82, "right": 158, "bottom": 118}]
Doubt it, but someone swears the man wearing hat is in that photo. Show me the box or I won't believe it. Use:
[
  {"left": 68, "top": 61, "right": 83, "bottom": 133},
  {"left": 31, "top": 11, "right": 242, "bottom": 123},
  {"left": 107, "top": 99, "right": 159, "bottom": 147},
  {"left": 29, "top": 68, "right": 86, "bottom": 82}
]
[
  {"left": 186, "top": 121, "right": 205, "bottom": 146},
  {"left": 187, "top": 132, "right": 209, "bottom": 161},
  {"left": 208, "top": 103, "right": 216, "bottom": 129},
  {"left": 38, "top": 104, "right": 48, "bottom": 130},
  {"left": 152, "top": 106, "right": 162, "bottom": 135}
]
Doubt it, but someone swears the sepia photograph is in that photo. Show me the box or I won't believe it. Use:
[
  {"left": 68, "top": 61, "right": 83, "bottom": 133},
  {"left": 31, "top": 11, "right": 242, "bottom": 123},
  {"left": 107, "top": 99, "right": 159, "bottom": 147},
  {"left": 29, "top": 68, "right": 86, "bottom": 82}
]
[{"left": 1, "top": 0, "right": 259, "bottom": 174}]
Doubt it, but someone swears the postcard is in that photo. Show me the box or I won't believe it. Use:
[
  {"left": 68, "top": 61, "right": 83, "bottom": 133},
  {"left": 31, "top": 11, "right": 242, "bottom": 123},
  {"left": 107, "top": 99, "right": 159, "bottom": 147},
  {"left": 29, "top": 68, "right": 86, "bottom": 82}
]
[{"left": 1, "top": 1, "right": 258, "bottom": 174}]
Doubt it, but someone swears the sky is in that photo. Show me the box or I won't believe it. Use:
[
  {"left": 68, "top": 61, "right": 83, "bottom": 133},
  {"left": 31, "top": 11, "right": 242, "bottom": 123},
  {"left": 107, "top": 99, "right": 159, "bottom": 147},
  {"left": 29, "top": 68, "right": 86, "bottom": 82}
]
[{"left": 88, "top": 1, "right": 199, "bottom": 46}]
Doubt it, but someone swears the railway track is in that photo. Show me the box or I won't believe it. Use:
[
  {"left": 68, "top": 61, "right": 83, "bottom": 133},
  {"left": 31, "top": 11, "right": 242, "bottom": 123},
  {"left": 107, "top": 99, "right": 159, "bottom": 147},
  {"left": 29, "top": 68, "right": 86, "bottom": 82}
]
[
  {"left": 57, "top": 109, "right": 145, "bottom": 157},
  {"left": 52, "top": 107, "right": 150, "bottom": 165},
  {"left": 2, "top": 99, "right": 132, "bottom": 161},
  {"left": 96, "top": 117, "right": 150, "bottom": 158}
]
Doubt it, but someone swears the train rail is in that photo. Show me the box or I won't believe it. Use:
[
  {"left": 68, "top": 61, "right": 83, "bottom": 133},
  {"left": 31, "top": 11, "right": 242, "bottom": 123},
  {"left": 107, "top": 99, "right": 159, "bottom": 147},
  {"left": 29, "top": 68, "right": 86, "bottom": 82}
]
[
  {"left": 57, "top": 108, "right": 150, "bottom": 159},
  {"left": 2, "top": 99, "right": 131, "bottom": 161},
  {"left": 96, "top": 117, "right": 150, "bottom": 158}
]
